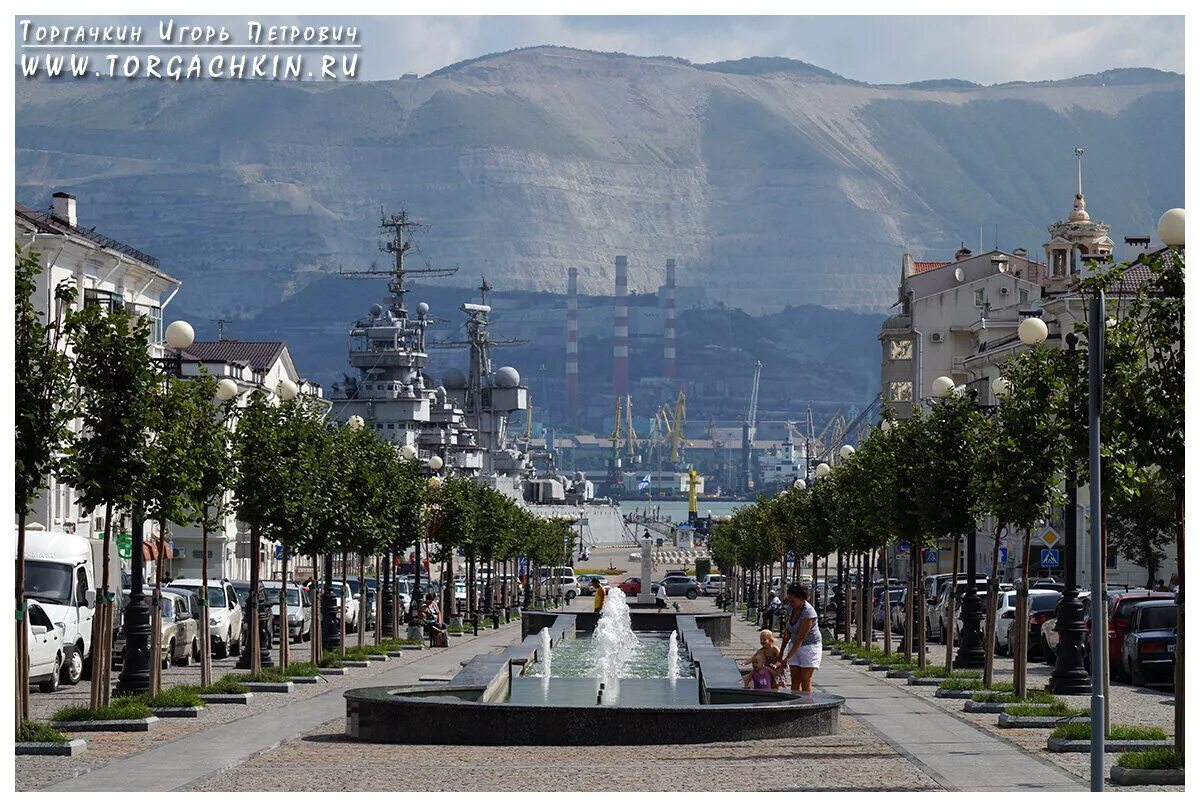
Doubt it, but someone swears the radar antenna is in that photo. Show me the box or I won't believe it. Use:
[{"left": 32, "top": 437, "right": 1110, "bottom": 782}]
[{"left": 339, "top": 207, "right": 458, "bottom": 318}]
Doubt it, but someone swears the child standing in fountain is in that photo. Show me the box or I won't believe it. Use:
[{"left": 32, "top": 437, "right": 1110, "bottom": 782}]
[
  {"left": 742, "top": 656, "right": 773, "bottom": 690},
  {"left": 752, "top": 628, "right": 785, "bottom": 689}
]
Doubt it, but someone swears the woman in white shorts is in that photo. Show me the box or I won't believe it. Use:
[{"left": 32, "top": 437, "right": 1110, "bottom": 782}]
[{"left": 779, "top": 582, "right": 821, "bottom": 693}]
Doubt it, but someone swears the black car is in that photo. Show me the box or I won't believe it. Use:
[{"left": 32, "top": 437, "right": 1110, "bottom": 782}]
[
  {"left": 1122, "top": 600, "right": 1177, "bottom": 687},
  {"left": 1005, "top": 590, "right": 1063, "bottom": 661}
]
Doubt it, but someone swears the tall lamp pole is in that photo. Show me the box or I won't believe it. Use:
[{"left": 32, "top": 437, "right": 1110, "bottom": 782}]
[{"left": 117, "top": 319, "right": 194, "bottom": 694}]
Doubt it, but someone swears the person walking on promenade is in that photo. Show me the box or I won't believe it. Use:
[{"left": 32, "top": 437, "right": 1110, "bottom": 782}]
[{"left": 779, "top": 583, "right": 821, "bottom": 693}]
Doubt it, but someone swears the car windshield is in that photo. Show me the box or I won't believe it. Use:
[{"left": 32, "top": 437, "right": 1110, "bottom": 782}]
[
  {"left": 160, "top": 598, "right": 175, "bottom": 619},
  {"left": 1139, "top": 606, "right": 1177, "bottom": 631},
  {"left": 395, "top": 580, "right": 410, "bottom": 595},
  {"left": 265, "top": 588, "right": 301, "bottom": 606},
  {"left": 346, "top": 580, "right": 363, "bottom": 595},
  {"left": 174, "top": 584, "right": 227, "bottom": 608},
  {"left": 24, "top": 561, "right": 73, "bottom": 605},
  {"left": 1030, "top": 592, "right": 1062, "bottom": 611}
]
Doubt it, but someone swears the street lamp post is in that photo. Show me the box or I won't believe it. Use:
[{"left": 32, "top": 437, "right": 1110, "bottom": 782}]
[
  {"left": 117, "top": 320, "right": 194, "bottom": 695},
  {"left": 1050, "top": 332, "right": 1092, "bottom": 694}
]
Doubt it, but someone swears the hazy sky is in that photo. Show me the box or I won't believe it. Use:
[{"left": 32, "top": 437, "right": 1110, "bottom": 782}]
[{"left": 16, "top": 15, "right": 1184, "bottom": 84}]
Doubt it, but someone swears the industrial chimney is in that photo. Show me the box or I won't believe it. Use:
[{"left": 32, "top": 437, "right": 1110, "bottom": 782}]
[
  {"left": 613, "top": 256, "right": 629, "bottom": 400},
  {"left": 566, "top": 266, "right": 579, "bottom": 420},
  {"left": 664, "top": 259, "right": 677, "bottom": 385}
]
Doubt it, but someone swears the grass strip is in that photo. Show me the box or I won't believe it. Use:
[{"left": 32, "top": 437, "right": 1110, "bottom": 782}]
[
  {"left": 196, "top": 675, "right": 250, "bottom": 695},
  {"left": 17, "top": 721, "right": 69, "bottom": 743},
  {"left": 231, "top": 667, "right": 291, "bottom": 684},
  {"left": 284, "top": 662, "right": 321, "bottom": 677},
  {"left": 1115, "top": 748, "right": 1183, "bottom": 769},
  {"left": 1051, "top": 723, "right": 1167, "bottom": 741},
  {"left": 135, "top": 686, "right": 204, "bottom": 708},
  {"left": 972, "top": 689, "right": 1059, "bottom": 704},
  {"left": 51, "top": 699, "right": 152, "bottom": 722},
  {"left": 1006, "top": 703, "right": 1089, "bottom": 717}
]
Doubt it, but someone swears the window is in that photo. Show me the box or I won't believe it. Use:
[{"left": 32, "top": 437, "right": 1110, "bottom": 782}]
[
  {"left": 888, "top": 381, "right": 913, "bottom": 402},
  {"left": 888, "top": 339, "right": 913, "bottom": 360},
  {"left": 83, "top": 288, "right": 123, "bottom": 313},
  {"left": 75, "top": 567, "right": 88, "bottom": 606},
  {"left": 28, "top": 604, "right": 54, "bottom": 630},
  {"left": 1019, "top": 289, "right": 1029, "bottom": 304},
  {"left": 974, "top": 288, "right": 985, "bottom": 307},
  {"left": 126, "top": 301, "right": 163, "bottom": 344}
]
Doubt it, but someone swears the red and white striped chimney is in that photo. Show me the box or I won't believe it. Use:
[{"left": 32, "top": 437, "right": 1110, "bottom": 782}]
[
  {"left": 566, "top": 266, "right": 579, "bottom": 420},
  {"left": 664, "top": 259, "right": 677, "bottom": 385},
  {"left": 613, "top": 255, "right": 629, "bottom": 400}
]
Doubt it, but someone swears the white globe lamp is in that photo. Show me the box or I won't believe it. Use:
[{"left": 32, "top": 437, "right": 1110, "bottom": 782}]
[
  {"left": 839, "top": 444, "right": 855, "bottom": 460},
  {"left": 215, "top": 378, "right": 239, "bottom": 401},
  {"left": 793, "top": 478, "right": 807, "bottom": 491},
  {"left": 1018, "top": 316, "right": 1048, "bottom": 346},
  {"left": 400, "top": 444, "right": 417, "bottom": 460},
  {"left": 346, "top": 414, "right": 365, "bottom": 431},
  {"left": 1157, "top": 208, "right": 1185, "bottom": 248},
  {"left": 991, "top": 377, "right": 1011, "bottom": 398},
  {"left": 165, "top": 320, "right": 195, "bottom": 350},
  {"left": 815, "top": 462, "right": 831, "bottom": 478},
  {"left": 931, "top": 376, "right": 955, "bottom": 399},
  {"left": 275, "top": 378, "right": 299, "bottom": 401},
  {"left": 428, "top": 455, "right": 444, "bottom": 471}
]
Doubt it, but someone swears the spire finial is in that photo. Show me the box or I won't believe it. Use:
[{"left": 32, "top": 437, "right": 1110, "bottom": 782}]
[{"left": 1075, "top": 146, "right": 1084, "bottom": 196}]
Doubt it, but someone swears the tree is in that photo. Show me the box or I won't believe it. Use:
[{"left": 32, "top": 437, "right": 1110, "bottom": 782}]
[
  {"left": 15, "top": 246, "right": 76, "bottom": 724},
  {"left": 178, "top": 373, "right": 236, "bottom": 687},
  {"left": 1107, "top": 469, "right": 1175, "bottom": 589},
  {"left": 62, "top": 302, "right": 159, "bottom": 707}
]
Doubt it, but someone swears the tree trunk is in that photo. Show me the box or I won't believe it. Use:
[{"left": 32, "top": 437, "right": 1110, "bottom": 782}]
[
  {"left": 16, "top": 511, "right": 30, "bottom": 726},
  {"left": 339, "top": 553, "right": 348, "bottom": 651},
  {"left": 357, "top": 554, "right": 367, "bottom": 649},
  {"left": 249, "top": 523, "right": 262, "bottom": 676},
  {"left": 150, "top": 515, "right": 166, "bottom": 697},
  {"left": 310, "top": 553, "right": 322, "bottom": 666},
  {"left": 279, "top": 550, "right": 290, "bottom": 671},
  {"left": 90, "top": 501, "right": 114, "bottom": 709},
  {"left": 881, "top": 543, "right": 893, "bottom": 658},
  {"left": 200, "top": 505, "right": 212, "bottom": 687},
  {"left": 903, "top": 548, "right": 914, "bottom": 662},
  {"left": 946, "top": 535, "right": 961, "bottom": 673},
  {"left": 1015, "top": 528, "right": 1033, "bottom": 698},
  {"left": 917, "top": 546, "right": 927, "bottom": 670},
  {"left": 374, "top": 555, "right": 382, "bottom": 646},
  {"left": 983, "top": 523, "right": 1004, "bottom": 690}
]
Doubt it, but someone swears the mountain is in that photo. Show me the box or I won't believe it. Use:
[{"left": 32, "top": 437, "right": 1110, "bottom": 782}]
[{"left": 16, "top": 47, "right": 1183, "bottom": 323}]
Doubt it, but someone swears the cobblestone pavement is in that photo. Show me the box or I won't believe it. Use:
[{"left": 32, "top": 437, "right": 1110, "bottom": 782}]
[
  {"left": 807, "top": 624, "right": 1182, "bottom": 793},
  {"left": 190, "top": 713, "right": 939, "bottom": 792},
  {"left": 18, "top": 621, "right": 522, "bottom": 792}
]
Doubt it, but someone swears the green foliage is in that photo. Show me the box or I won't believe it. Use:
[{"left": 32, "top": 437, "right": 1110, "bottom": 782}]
[
  {"left": 231, "top": 668, "right": 292, "bottom": 683},
  {"left": 283, "top": 662, "right": 321, "bottom": 677},
  {"left": 1051, "top": 723, "right": 1167, "bottom": 741},
  {"left": 914, "top": 391, "right": 984, "bottom": 540},
  {"left": 972, "top": 689, "right": 1058, "bottom": 704},
  {"left": 15, "top": 245, "right": 77, "bottom": 517},
  {"left": 319, "top": 653, "right": 344, "bottom": 668},
  {"left": 17, "top": 721, "right": 69, "bottom": 743},
  {"left": 1115, "top": 749, "right": 1184, "bottom": 769},
  {"left": 135, "top": 686, "right": 205, "bottom": 708},
  {"left": 1006, "top": 703, "right": 1089, "bottom": 717},
  {"left": 51, "top": 699, "right": 153, "bottom": 722},
  {"left": 196, "top": 675, "right": 250, "bottom": 694}
]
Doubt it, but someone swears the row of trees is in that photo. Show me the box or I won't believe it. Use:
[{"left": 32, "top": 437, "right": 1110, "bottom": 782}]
[
  {"left": 710, "top": 247, "right": 1183, "bottom": 747},
  {"left": 15, "top": 245, "right": 575, "bottom": 724}
]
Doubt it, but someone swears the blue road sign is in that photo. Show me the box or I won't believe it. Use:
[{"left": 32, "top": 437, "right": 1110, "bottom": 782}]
[
  {"left": 998, "top": 546, "right": 1009, "bottom": 565},
  {"left": 922, "top": 549, "right": 938, "bottom": 563},
  {"left": 517, "top": 556, "right": 528, "bottom": 576},
  {"left": 786, "top": 551, "right": 795, "bottom": 563},
  {"left": 1040, "top": 548, "right": 1061, "bottom": 568},
  {"left": 273, "top": 545, "right": 289, "bottom": 560},
  {"left": 899, "top": 542, "right": 911, "bottom": 553}
]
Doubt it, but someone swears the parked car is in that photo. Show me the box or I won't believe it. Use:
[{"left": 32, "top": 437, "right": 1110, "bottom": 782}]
[
  {"left": 578, "top": 574, "right": 610, "bottom": 591},
  {"left": 659, "top": 576, "right": 702, "bottom": 599},
  {"left": 927, "top": 581, "right": 985, "bottom": 643},
  {"left": 993, "top": 588, "right": 1058, "bottom": 656},
  {"left": 701, "top": 574, "right": 725, "bottom": 596},
  {"left": 1004, "top": 590, "right": 1063, "bottom": 660},
  {"left": 663, "top": 570, "right": 692, "bottom": 581},
  {"left": 262, "top": 581, "right": 312, "bottom": 643},
  {"left": 619, "top": 577, "right": 642, "bottom": 597},
  {"left": 169, "top": 578, "right": 243, "bottom": 659},
  {"left": 558, "top": 575, "right": 581, "bottom": 600},
  {"left": 888, "top": 589, "right": 915, "bottom": 637},
  {"left": 19, "top": 530, "right": 97, "bottom": 686},
  {"left": 873, "top": 589, "right": 906, "bottom": 630},
  {"left": 25, "top": 599, "right": 64, "bottom": 692},
  {"left": 159, "top": 590, "right": 201, "bottom": 667},
  {"left": 1121, "top": 600, "right": 1177, "bottom": 687},
  {"left": 1106, "top": 590, "right": 1175, "bottom": 680}
]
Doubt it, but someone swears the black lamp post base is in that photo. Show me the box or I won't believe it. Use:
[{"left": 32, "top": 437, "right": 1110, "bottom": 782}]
[
  {"left": 116, "top": 594, "right": 154, "bottom": 695},
  {"left": 1048, "top": 597, "right": 1092, "bottom": 694},
  {"left": 955, "top": 595, "right": 987, "bottom": 668}
]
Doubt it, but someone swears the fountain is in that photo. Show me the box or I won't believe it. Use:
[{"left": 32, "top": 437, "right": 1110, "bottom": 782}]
[
  {"left": 343, "top": 597, "right": 842, "bottom": 745},
  {"left": 539, "top": 627, "right": 552, "bottom": 678},
  {"left": 593, "top": 587, "right": 638, "bottom": 685},
  {"left": 667, "top": 630, "right": 680, "bottom": 682}
]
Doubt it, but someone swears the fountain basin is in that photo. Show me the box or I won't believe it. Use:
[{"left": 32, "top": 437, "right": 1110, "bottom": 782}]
[{"left": 344, "top": 683, "right": 842, "bottom": 745}]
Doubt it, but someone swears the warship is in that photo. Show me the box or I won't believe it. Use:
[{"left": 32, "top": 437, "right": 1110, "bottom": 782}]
[{"left": 329, "top": 209, "right": 633, "bottom": 548}]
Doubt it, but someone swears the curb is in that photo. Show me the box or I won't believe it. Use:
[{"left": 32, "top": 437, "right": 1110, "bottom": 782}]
[
  {"left": 290, "top": 676, "right": 321, "bottom": 684},
  {"left": 867, "top": 664, "right": 891, "bottom": 671},
  {"left": 886, "top": 670, "right": 912, "bottom": 679},
  {"left": 341, "top": 660, "right": 371, "bottom": 668},
  {"left": 367, "top": 654, "right": 389, "bottom": 661},
  {"left": 998, "top": 713, "right": 1089, "bottom": 729},
  {"left": 241, "top": 681, "right": 294, "bottom": 693},
  {"left": 934, "top": 688, "right": 977, "bottom": 699},
  {"left": 1109, "top": 765, "right": 1184, "bottom": 786},
  {"left": 16, "top": 739, "right": 87, "bottom": 756},
  {"left": 199, "top": 693, "right": 253, "bottom": 705},
  {"left": 908, "top": 677, "right": 942, "bottom": 686},
  {"left": 1047, "top": 737, "right": 1174, "bottom": 753},
  {"left": 150, "top": 706, "right": 206, "bottom": 718},
  {"left": 962, "top": 700, "right": 1007, "bottom": 713},
  {"left": 319, "top": 667, "right": 347, "bottom": 675},
  {"left": 50, "top": 717, "right": 159, "bottom": 732}
]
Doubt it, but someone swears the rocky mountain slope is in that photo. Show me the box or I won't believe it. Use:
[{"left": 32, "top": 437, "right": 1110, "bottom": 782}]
[{"left": 16, "top": 47, "right": 1183, "bottom": 318}]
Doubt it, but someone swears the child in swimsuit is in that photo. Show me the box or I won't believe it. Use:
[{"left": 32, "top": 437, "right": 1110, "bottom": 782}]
[{"left": 743, "top": 656, "right": 773, "bottom": 689}]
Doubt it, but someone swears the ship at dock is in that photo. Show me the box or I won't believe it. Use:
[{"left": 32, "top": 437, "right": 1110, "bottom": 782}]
[{"left": 328, "top": 208, "right": 635, "bottom": 548}]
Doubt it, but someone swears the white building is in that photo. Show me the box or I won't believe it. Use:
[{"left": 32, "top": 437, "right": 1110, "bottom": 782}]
[
  {"left": 878, "top": 167, "right": 1177, "bottom": 587},
  {"left": 17, "top": 193, "right": 181, "bottom": 542}
]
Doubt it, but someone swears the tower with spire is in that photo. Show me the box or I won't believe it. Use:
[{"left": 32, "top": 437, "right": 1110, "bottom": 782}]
[{"left": 1043, "top": 147, "right": 1114, "bottom": 295}]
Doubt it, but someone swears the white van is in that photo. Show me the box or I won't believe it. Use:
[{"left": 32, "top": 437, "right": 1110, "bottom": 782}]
[{"left": 20, "top": 530, "right": 97, "bottom": 686}]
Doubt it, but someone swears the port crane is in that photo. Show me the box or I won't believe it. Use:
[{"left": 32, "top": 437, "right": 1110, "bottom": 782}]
[{"left": 741, "top": 360, "right": 762, "bottom": 492}]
